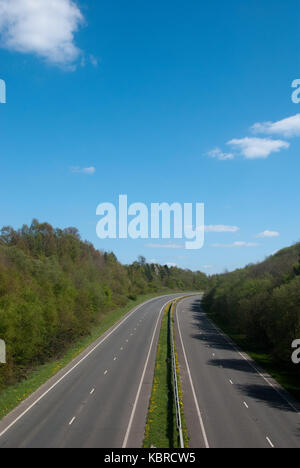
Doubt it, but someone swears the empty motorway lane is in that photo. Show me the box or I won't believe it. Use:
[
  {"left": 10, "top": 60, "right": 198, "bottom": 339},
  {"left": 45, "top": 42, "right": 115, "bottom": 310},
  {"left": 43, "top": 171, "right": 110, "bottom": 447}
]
[
  {"left": 0, "top": 294, "right": 184, "bottom": 448},
  {"left": 175, "top": 296, "right": 300, "bottom": 448}
]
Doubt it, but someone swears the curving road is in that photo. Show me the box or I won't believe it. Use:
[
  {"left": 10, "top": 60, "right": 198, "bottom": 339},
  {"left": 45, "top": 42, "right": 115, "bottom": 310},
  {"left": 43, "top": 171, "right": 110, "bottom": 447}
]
[
  {"left": 0, "top": 293, "right": 185, "bottom": 448},
  {"left": 175, "top": 295, "right": 300, "bottom": 448}
]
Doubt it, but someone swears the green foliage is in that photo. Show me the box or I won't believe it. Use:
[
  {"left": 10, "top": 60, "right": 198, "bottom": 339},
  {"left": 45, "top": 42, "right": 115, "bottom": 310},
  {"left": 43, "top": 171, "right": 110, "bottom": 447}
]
[
  {"left": 0, "top": 220, "right": 207, "bottom": 389},
  {"left": 203, "top": 242, "right": 300, "bottom": 363}
]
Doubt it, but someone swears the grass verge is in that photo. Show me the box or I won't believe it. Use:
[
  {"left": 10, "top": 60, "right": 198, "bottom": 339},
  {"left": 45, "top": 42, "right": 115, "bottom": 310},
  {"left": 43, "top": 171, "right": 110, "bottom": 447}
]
[
  {"left": 0, "top": 291, "right": 182, "bottom": 421},
  {"left": 143, "top": 301, "right": 189, "bottom": 448},
  {"left": 207, "top": 313, "right": 300, "bottom": 402}
]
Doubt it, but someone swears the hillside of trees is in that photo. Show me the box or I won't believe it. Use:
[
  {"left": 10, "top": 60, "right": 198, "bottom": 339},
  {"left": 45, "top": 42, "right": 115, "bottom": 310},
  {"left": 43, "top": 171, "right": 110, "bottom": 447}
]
[
  {"left": 203, "top": 243, "right": 300, "bottom": 364},
  {"left": 0, "top": 220, "right": 207, "bottom": 389}
]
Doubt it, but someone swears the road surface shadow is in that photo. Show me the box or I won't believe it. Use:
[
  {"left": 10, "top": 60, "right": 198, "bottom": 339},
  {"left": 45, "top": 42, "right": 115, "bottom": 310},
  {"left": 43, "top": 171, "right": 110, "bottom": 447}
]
[
  {"left": 188, "top": 299, "right": 234, "bottom": 352},
  {"left": 190, "top": 299, "right": 202, "bottom": 310},
  {"left": 208, "top": 358, "right": 258, "bottom": 374},
  {"left": 190, "top": 316, "right": 234, "bottom": 352},
  {"left": 188, "top": 299, "right": 299, "bottom": 415},
  {"left": 208, "top": 359, "right": 296, "bottom": 413},
  {"left": 190, "top": 329, "right": 234, "bottom": 352},
  {"left": 235, "top": 383, "right": 296, "bottom": 413}
]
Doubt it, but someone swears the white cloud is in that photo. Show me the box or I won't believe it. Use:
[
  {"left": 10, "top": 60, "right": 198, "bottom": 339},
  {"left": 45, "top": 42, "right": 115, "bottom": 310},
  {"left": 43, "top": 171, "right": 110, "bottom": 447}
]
[
  {"left": 166, "top": 262, "right": 177, "bottom": 268},
  {"left": 256, "top": 230, "right": 280, "bottom": 238},
  {"left": 252, "top": 114, "right": 300, "bottom": 138},
  {"left": 146, "top": 243, "right": 183, "bottom": 249},
  {"left": 205, "top": 225, "right": 239, "bottom": 233},
  {"left": 207, "top": 148, "right": 234, "bottom": 161},
  {"left": 89, "top": 54, "right": 98, "bottom": 67},
  {"left": 228, "top": 137, "right": 289, "bottom": 159},
  {"left": 184, "top": 224, "right": 239, "bottom": 235},
  {"left": 0, "top": 0, "right": 84, "bottom": 67},
  {"left": 71, "top": 166, "right": 96, "bottom": 175},
  {"left": 212, "top": 241, "right": 259, "bottom": 248}
]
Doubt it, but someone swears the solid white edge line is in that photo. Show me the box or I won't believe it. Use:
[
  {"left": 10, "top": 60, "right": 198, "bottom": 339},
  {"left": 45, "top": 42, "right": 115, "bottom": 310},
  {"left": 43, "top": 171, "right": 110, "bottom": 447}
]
[
  {"left": 0, "top": 294, "right": 172, "bottom": 440},
  {"left": 122, "top": 299, "right": 171, "bottom": 448},
  {"left": 176, "top": 301, "right": 210, "bottom": 449}
]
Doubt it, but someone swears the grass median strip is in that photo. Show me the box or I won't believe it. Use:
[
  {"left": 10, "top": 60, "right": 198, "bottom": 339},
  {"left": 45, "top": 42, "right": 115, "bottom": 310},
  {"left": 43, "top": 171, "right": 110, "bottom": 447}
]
[
  {"left": 171, "top": 300, "right": 189, "bottom": 448},
  {"left": 143, "top": 301, "right": 189, "bottom": 448}
]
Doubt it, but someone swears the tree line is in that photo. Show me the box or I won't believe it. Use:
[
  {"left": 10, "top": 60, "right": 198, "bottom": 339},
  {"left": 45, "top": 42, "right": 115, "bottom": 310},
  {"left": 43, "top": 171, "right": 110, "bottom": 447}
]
[
  {"left": 0, "top": 220, "right": 207, "bottom": 388},
  {"left": 202, "top": 242, "right": 300, "bottom": 364}
]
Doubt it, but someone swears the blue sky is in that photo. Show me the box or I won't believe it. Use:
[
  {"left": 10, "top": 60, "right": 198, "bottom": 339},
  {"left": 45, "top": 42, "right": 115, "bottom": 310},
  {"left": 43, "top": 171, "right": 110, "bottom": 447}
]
[{"left": 0, "top": 0, "right": 300, "bottom": 274}]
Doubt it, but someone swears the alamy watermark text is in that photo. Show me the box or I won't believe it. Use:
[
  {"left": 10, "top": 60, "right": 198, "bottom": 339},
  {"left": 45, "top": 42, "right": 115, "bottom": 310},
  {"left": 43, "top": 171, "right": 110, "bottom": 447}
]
[
  {"left": 0, "top": 339, "right": 6, "bottom": 364},
  {"left": 96, "top": 195, "right": 205, "bottom": 250},
  {"left": 292, "top": 339, "right": 300, "bottom": 364},
  {"left": 291, "top": 79, "right": 300, "bottom": 104},
  {"left": 0, "top": 79, "right": 6, "bottom": 104}
]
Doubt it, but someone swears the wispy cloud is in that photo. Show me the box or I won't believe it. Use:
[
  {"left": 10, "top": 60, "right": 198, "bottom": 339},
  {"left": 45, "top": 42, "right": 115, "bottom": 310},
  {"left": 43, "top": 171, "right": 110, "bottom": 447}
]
[
  {"left": 89, "top": 54, "right": 98, "bottom": 67},
  {"left": 256, "top": 230, "right": 280, "bottom": 238},
  {"left": 212, "top": 241, "right": 259, "bottom": 248},
  {"left": 184, "top": 224, "right": 239, "bottom": 234},
  {"left": 0, "top": 0, "right": 84, "bottom": 67},
  {"left": 228, "top": 137, "right": 289, "bottom": 159},
  {"left": 207, "top": 148, "right": 234, "bottom": 161},
  {"left": 146, "top": 243, "right": 183, "bottom": 249},
  {"left": 71, "top": 166, "right": 96, "bottom": 175},
  {"left": 205, "top": 225, "right": 239, "bottom": 233},
  {"left": 252, "top": 114, "right": 300, "bottom": 138}
]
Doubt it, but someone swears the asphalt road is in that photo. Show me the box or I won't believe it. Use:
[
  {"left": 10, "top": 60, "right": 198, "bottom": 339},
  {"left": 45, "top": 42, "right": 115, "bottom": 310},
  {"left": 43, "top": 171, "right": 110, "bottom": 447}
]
[
  {"left": 0, "top": 293, "right": 184, "bottom": 448},
  {"left": 175, "top": 296, "right": 300, "bottom": 448}
]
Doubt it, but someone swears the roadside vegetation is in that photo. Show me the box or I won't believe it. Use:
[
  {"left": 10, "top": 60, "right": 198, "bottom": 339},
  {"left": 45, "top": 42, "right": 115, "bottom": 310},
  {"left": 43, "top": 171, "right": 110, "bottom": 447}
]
[
  {"left": 0, "top": 220, "right": 207, "bottom": 401},
  {"left": 202, "top": 242, "right": 300, "bottom": 400},
  {"left": 0, "top": 292, "right": 174, "bottom": 420},
  {"left": 143, "top": 301, "right": 188, "bottom": 448}
]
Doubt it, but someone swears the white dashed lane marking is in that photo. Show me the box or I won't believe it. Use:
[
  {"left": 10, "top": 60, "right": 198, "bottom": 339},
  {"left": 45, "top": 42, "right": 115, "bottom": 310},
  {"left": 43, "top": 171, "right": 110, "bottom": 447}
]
[{"left": 266, "top": 437, "right": 275, "bottom": 448}]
